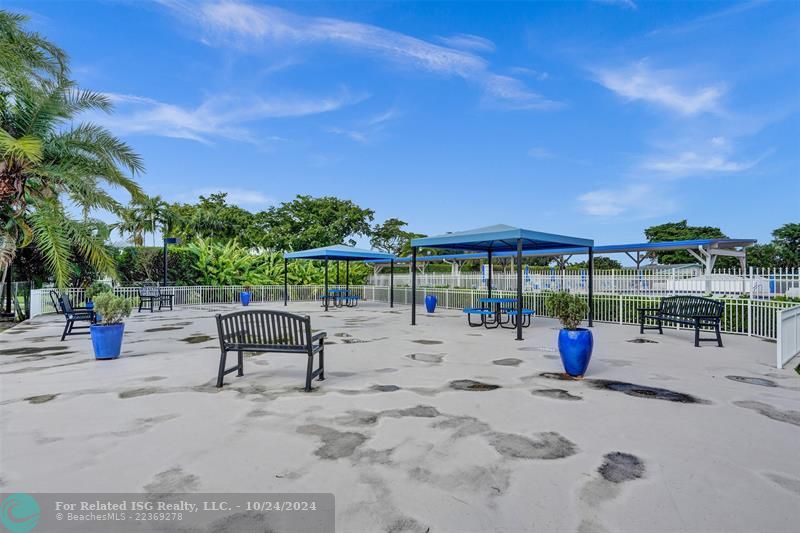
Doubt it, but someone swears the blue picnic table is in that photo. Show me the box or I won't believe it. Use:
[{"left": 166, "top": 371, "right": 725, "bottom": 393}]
[{"left": 463, "top": 297, "right": 535, "bottom": 329}]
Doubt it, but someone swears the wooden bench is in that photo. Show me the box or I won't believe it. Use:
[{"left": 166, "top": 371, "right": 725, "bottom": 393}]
[
  {"left": 57, "top": 293, "right": 95, "bottom": 341},
  {"left": 215, "top": 310, "right": 327, "bottom": 391},
  {"left": 138, "top": 286, "right": 174, "bottom": 312},
  {"left": 638, "top": 295, "right": 724, "bottom": 347}
]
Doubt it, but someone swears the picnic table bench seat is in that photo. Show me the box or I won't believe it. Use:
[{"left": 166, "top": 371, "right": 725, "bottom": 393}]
[
  {"left": 463, "top": 307, "right": 501, "bottom": 328},
  {"left": 638, "top": 295, "right": 724, "bottom": 347},
  {"left": 215, "top": 309, "right": 326, "bottom": 392},
  {"left": 500, "top": 308, "right": 535, "bottom": 329}
]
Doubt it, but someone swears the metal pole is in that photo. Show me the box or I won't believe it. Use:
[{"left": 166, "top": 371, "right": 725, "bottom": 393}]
[
  {"left": 3, "top": 263, "right": 11, "bottom": 315},
  {"left": 163, "top": 240, "right": 168, "bottom": 286},
  {"left": 516, "top": 239, "right": 523, "bottom": 341},
  {"left": 346, "top": 260, "right": 350, "bottom": 291},
  {"left": 390, "top": 258, "right": 394, "bottom": 308},
  {"left": 336, "top": 261, "right": 340, "bottom": 286},
  {"left": 487, "top": 249, "right": 493, "bottom": 299},
  {"left": 411, "top": 247, "right": 417, "bottom": 325},
  {"left": 324, "top": 259, "right": 329, "bottom": 312},
  {"left": 283, "top": 258, "right": 288, "bottom": 306},
  {"left": 588, "top": 247, "right": 594, "bottom": 327}
]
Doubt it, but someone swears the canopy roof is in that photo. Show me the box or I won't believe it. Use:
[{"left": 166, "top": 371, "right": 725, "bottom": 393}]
[
  {"left": 410, "top": 224, "right": 594, "bottom": 252},
  {"left": 284, "top": 245, "right": 395, "bottom": 261},
  {"left": 370, "top": 238, "right": 756, "bottom": 264}
]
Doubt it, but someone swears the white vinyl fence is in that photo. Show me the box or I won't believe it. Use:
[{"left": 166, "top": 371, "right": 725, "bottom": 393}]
[
  {"left": 31, "top": 284, "right": 800, "bottom": 368},
  {"left": 777, "top": 306, "right": 800, "bottom": 368},
  {"left": 370, "top": 267, "right": 800, "bottom": 298}
]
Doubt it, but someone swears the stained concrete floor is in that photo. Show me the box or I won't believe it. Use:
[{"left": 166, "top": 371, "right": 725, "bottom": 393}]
[{"left": 1, "top": 302, "right": 798, "bottom": 533}]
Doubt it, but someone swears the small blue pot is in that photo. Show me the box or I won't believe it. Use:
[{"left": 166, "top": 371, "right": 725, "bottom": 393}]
[
  {"left": 425, "top": 295, "right": 437, "bottom": 313},
  {"left": 90, "top": 323, "right": 125, "bottom": 360},
  {"left": 240, "top": 291, "right": 251, "bottom": 306},
  {"left": 85, "top": 301, "right": 94, "bottom": 310},
  {"left": 557, "top": 328, "right": 593, "bottom": 377}
]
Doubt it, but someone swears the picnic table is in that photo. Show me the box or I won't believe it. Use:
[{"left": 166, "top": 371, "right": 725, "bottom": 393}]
[
  {"left": 463, "top": 297, "right": 535, "bottom": 329},
  {"left": 320, "top": 289, "right": 360, "bottom": 308}
]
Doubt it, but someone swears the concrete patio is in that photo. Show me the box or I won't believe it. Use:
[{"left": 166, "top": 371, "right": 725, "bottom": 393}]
[{"left": 1, "top": 302, "right": 798, "bottom": 533}]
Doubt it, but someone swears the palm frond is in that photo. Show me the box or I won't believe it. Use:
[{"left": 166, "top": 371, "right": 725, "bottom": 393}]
[{"left": 28, "top": 200, "right": 72, "bottom": 287}]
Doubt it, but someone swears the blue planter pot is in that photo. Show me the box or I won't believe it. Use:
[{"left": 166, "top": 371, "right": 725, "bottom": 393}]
[
  {"left": 557, "top": 328, "right": 593, "bottom": 377},
  {"left": 86, "top": 301, "right": 94, "bottom": 310},
  {"left": 240, "top": 292, "right": 251, "bottom": 306},
  {"left": 90, "top": 323, "right": 125, "bottom": 360},
  {"left": 425, "top": 295, "right": 437, "bottom": 313}
]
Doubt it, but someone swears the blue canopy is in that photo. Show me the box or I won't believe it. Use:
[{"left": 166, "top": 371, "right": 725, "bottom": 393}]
[
  {"left": 411, "top": 224, "right": 593, "bottom": 252},
  {"left": 284, "top": 245, "right": 395, "bottom": 261}
]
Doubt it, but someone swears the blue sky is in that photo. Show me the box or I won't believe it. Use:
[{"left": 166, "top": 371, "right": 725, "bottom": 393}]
[{"left": 12, "top": 0, "right": 800, "bottom": 249}]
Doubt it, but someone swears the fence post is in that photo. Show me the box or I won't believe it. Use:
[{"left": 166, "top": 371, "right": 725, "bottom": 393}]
[
  {"left": 747, "top": 296, "right": 752, "bottom": 337},
  {"left": 618, "top": 293, "right": 623, "bottom": 324}
]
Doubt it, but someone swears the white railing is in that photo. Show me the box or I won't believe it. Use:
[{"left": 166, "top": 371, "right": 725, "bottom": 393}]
[
  {"left": 31, "top": 284, "right": 799, "bottom": 368},
  {"left": 368, "top": 267, "right": 800, "bottom": 298},
  {"left": 777, "top": 305, "right": 800, "bottom": 368}
]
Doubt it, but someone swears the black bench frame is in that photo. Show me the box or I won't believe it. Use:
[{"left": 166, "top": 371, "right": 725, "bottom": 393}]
[
  {"left": 215, "top": 310, "right": 326, "bottom": 392},
  {"left": 57, "top": 293, "right": 95, "bottom": 341},
  {"left": 639, "top": 295, "right": 724, "bottom": 347},
  {"left": 138, "top": 286, "right": 174, "bottom": 312}
]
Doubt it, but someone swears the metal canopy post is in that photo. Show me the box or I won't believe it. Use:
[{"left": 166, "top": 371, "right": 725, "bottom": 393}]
[
  {"left": 390, "top": 259, "right": 394, "bottom": 308},
  {"left": 324, "top": 259, "right": 329, "bottom": 312},
  {"left": 283, "top": 258, "right": 288, "bottom": 306},
  {"left": 411, "top": 247, "right": 417, "bottom": 325},
  {"left": 516, "top": 239, "right": 523, "bottom": 341},
  {"left": 588, "top": 247, "right": 594, "bottom": 327},
  {"left": 346, "top": 260, "right": 350, "bottom": 291},
  {"left": 487, "top": 249, "right": 493, "bottom": 299}
]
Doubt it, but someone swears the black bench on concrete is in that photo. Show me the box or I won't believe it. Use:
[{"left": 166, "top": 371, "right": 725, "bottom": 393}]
[
  {"left": 638, "top": 295, "right": 724, "bottom": 347},
  {"left": 58, "top": 293, "right": 95, "bottom": 341},
  {"left": 138, "top": 286, "right": 174, "bottom": 312},
  {"left": 215, "top": 310, "right": 327, "bottom": 392}
]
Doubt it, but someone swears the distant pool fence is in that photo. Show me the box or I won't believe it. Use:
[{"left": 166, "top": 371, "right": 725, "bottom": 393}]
[{"left": 29, "top": 282, "right": 800, "bottom": 368}]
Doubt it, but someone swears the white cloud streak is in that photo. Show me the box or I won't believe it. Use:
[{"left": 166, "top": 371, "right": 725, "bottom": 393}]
[
  {"left": 162, "top": 1, "right": 559, "bottom": 110},
  {"left": 437, "top": 33, "right": 496, "bottom": 53},
  {"left": 592, "top": 0, "right": 638, "bottom": 10},
  {"left": 96, "top": 90, "right": 365, "bottom": 143},
  {"left": 593, "top": 60, "right": 725, "bottom": 115},
  {"left": 578, "top": 184, "right": 674, "bottom": 217}
]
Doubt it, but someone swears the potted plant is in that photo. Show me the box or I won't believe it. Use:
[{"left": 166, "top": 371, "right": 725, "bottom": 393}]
[
  {"left": 545, "top": 291, "right": 592, "bottom": 377},
  {"left": 425, "top": 293, "right": 437, "bottom": 313},
  {"left": 89, "top": 292, "right": 132, "bottom": 360},
  {"left": 84, "top": 280, "right": 112, "bottom": 310},
  {"left": 240, "top": 285, "right": 251, "bottom": 306}
]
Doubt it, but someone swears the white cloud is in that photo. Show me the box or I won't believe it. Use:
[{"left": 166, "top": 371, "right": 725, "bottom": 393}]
[
  {"left": 642, "top": 151, "right": 761, "bottom": 176},
  {"left": 640, "top": 136, "right": 769, "bottom": 178},
  {"left": 326, "top": 127, "right": 368, "bottom": 143},
  {"left": 578, "top": 184, "right": 674, "bottom": 217},
  {"left": 326, "top": 107, "right": 401, "bottom": 144},
  {"left": 527, "top": 147, "right": 553, "bottom": 159},
  {"left": 593, "top": 60, "right": 725, "bottom": 115},
  {"left": 510, "top": 67, "right": 549, "bottom": 81},
  {"left": 96, "top": 90, "right": 365, "bottom": 143},
  {"left": 163, "top": 1, "right": 558, "bottom": 110},
  {"left": 592, "top": 0, "right": 638, "bottom": 9},
  {"left": 437, "top": 33, "right": 495, "bottom": 53}
]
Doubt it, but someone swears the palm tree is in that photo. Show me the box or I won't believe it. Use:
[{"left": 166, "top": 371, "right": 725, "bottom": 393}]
[
  {"left": 0, "top": 14, "right": 144, "bottom": 286},
  {"left": 135, "top": 195, "right": 170, "bottom": 246},
  {"left": 111, "top": 206, "right": 146, "bottom": 247}
]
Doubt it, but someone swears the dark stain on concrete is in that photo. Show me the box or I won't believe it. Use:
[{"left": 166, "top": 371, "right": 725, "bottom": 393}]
[
  {"left": 493, "top": 358, "right": 523, "bottom": 367},
  {"left": 0, "top": 346, "right": 72, "bottom": 356},
  {"left": 733, "top": 401, "right": 800, "bottom": 427},
  {"left": 386, "top": 516, "right": 429, "bottom": 533},
  {"left": 487, "top": 431, "right": 577, "bottom": 460},
  {"left": 144, "top": 326, "right": 184, "bottom": 333},
  {"left": 627, "top": 338, "right": 658, "bottom": 344},
  {"left": 589, "top": 379, "right": 709, "bottom": 404},
  {"left": 412, "top": 339, "right": 443, "bottom": 345},
  {"left": 25, "top": 393, "right": 58, "bottom": 404},
  {"left": 449, "top": 379, "right": 500, "bottom": 391},
  {"left": 598, "top": 452, "right": 645, "bottom": 483},
  {"left": 180, "top": 334, "right": 213, "bottom": 344},
  {"left": 539, "top": 372, "right": 584, "bottom": 381},
  {"left": 205, "top": 511, "right": 271, "bottom": 533},
  {"left": 297, "top": 424, "right": 367, "bottom": 459},
  {"left": 119, "top": 387, "right": 162, "bottom": 399},
  {"left": 406, "top": 353, "right": 444, "bottom": 363},
  {"left": 334, "top": 332, "right": 352, "bottom": 338},
  {"left": 764, "top": 473, "right": 800, "bottom": 496},
  {"left": 143, "top": 466, "right": 200, "bottom": 494},
  {"left": 725, "top": 375, "right": 778, "bottom": 388},
  {"left": 531, "top": 388, "right": 582, "bottom": 401},
  {"left": 142, "top": 376, "right": 167, "bottom": 382},
  {"left": 370, "top": 384, "right": 401, "bottom": 392}
]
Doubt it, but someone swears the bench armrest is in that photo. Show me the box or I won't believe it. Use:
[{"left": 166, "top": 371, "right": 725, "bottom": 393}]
[
  {"left": 312, "top": 331, "right": 327, "bottom": 342},
  {"left": 691, "top": 315, "right": 722, "bottom": 320}
]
